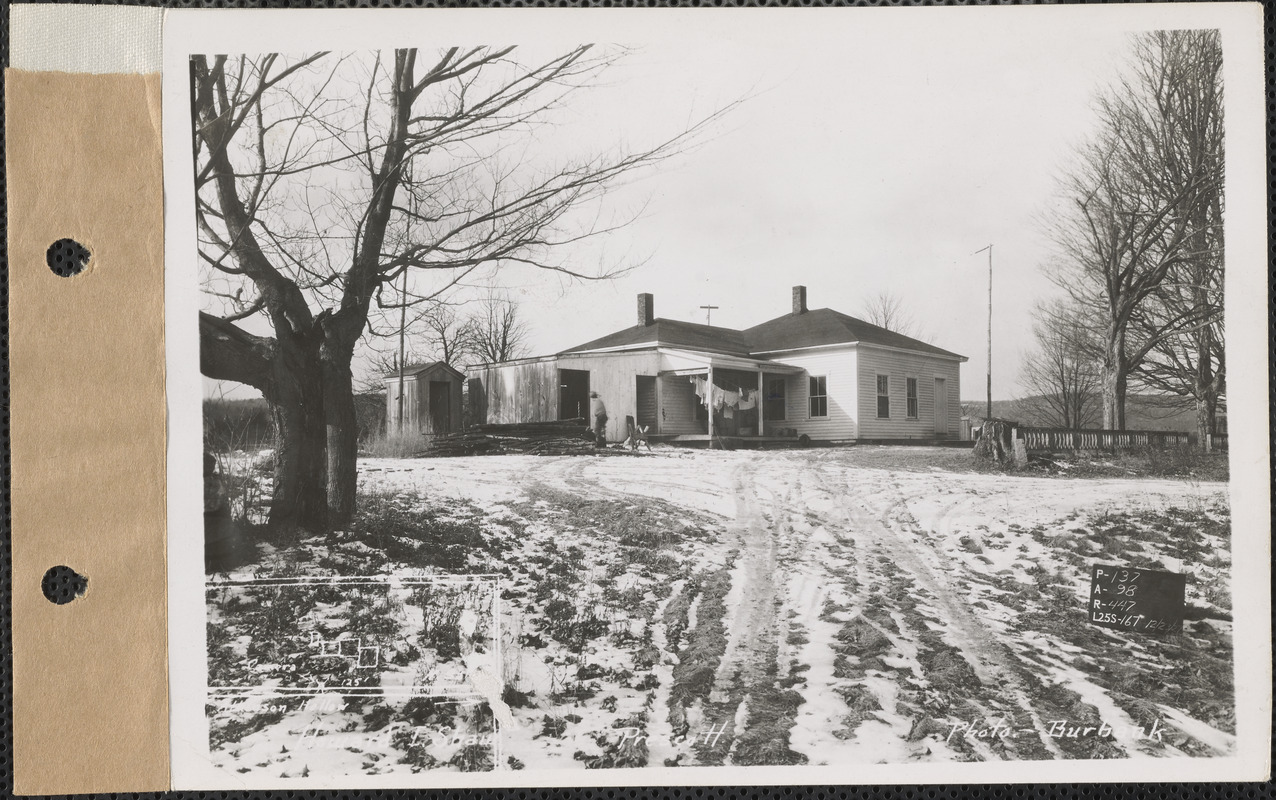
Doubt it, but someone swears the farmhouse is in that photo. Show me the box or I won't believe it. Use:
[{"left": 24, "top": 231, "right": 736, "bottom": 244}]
[
  {"left": 383, "top": 360, "right": 464, "bottom": 439},
  {"left": 466, "top": 286, "right": 967, "bottom": 445}
]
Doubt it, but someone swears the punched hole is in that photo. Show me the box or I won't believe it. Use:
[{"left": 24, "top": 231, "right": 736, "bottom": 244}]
[
  {"left": 41, "top": 566, "right": 88, "bottom": 605},
  {"left": 46, "top": 238, "right": 91, "bottom": 277}
]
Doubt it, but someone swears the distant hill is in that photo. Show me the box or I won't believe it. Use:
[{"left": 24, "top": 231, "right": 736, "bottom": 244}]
[{"left": 961, "top": 394, "right": 1209, "bottom": 432}]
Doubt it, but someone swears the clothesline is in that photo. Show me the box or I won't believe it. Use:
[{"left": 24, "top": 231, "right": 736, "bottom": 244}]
[{"left": 690, "top": 376, "right": 757, "bottom": 419}]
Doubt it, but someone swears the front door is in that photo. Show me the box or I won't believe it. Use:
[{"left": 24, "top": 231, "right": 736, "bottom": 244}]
[
  {"left": 934, "top": 378, "right": 948, "bottom": 435},
  {"left": 636, "top": 376, "right": 657, "bottom": 432}
]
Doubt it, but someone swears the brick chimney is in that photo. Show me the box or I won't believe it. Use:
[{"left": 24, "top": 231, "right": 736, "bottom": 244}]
[
  {"left": 792, "top": 285, "right": 807, "bottom": 315},
  {"left": 637, "top": 293, "right": 654, "bottom": 327}
]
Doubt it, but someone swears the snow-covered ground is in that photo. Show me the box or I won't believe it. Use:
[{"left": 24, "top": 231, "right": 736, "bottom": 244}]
[{"left": 205, "top": 446, "right": 1234, "bottom": 775}]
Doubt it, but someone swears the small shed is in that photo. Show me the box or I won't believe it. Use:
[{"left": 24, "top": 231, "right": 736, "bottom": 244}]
[{"left": 383, "top": 361, "right": 465, "bottom": 440}]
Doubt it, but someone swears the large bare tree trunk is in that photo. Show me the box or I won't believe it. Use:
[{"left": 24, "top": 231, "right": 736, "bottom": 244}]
[
  {"left": 1101, "top": 327, "right": 1128, "bottom": 431},
  {"left": 201, "top": 312, "right": 329, "bottom": 532},
  {"left": 271, "top": 387, "right": 329, "bottom": 532},
  {"left": 323, "top": 355, "right": 359, "bottom": 529},
  {"left": 268, "top": 333, "right": 329, "bottom": 532}
]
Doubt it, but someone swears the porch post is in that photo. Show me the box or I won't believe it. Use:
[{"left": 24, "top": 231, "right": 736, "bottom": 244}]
[
  {"left": 707, "top": 366, "right": 715, "bottom": 446},
  {"left": 757, "top": 370, "right": 765, "bottom": 436}
]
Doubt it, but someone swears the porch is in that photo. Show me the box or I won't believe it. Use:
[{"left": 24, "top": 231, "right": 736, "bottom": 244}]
[
  {"left": 651, "top": 433, "right": 805, "bottom": 450},
  {"left": 645, "top": 348, "right": 804, "bottom": 445}
]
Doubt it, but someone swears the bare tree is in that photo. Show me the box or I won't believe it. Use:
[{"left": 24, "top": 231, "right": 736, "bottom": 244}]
[
  {"left": 1018, "top": 299, "right": 1101, "bottom": 430},
  {"left": 1046, "top": 30, "right": 1223, "bottom": 431},
  {"left": 860, "top": 291, "right": 922, "bottom": 339},
  {"left": 421, "top": 303, "right": 479, "bottom": 368},
  {"left": 1129, "top": 256, "right": 1225, "bottom": 443},
  {"left": 194, "top": 48, "right": 731, "bottom": 531},
  {"left": 471, "top": 292, "right": 530, "bottom": 363}
]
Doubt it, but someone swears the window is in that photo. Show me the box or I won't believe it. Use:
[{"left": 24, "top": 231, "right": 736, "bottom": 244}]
[
  {"left": 876, "top": 374, "right": 890, "bottom": 418},
  {"left": 906, "top": 377, "right": 919, "bottom": 419},
  {"left": 764, "top": 378, "right": 787, "bottom": 421},
  {"left": 809, "top": 375, "right": 828, "bottom": 418}
]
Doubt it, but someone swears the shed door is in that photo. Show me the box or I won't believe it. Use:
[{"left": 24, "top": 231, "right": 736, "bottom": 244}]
[
  {"left": 934, "top": 378, "right": 948, "bottom": 434},
  {"left": 429, "top": 380, "right": 452, "bottom": 435},
  {"left": 559, "top": 369, "right": 590, "bottom": 421},
  {"left": 636, "top": 376, "right": 657, "bottom": 430}
]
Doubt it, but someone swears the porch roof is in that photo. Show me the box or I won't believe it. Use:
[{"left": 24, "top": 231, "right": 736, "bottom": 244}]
[{"left": 657, "top": 348, "right": 804, "bottom": 376}]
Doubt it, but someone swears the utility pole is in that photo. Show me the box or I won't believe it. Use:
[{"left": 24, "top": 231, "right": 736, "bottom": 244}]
[
  {"left": 975, "top": 244, "right": 993, "bottom": 421},
  {"left": 699, "top": 304, "right": 719, "bottom": 326},
  {"left": 397, "top": 266, "right": 408, "bottom": 432}
]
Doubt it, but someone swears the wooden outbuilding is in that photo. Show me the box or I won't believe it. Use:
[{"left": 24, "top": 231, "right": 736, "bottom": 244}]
[{"left": 383, "top": 361, "right": 464, "bottom": 440}]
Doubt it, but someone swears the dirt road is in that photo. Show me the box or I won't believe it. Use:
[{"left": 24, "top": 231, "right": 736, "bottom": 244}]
[{"left": 360, "top": 447, "right": 1236, "bottom": 765}]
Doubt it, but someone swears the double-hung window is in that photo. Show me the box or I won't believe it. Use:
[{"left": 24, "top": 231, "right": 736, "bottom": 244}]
[
  {"left": 876, "top": 374, "right": 890, "bottom": 418},
  {"left": 906, "top": 377, "right": 919, "bottom": 419},
  {"left": 808, "top": 376, "right": 828, "bottom": 418}
]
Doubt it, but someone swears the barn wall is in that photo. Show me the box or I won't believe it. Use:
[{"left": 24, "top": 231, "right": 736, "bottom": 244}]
[
  {"left": 558, "top": 351, "right": 661, "bottom": 442},
  {"left": 466, "top": 359, "right": 559, "bottom": 426},
  {"left": 466, "top": 350, "right": 661, "bottom": 441},
  {"left": 855, "top": 346, "right": 962, "bottom": 439},
  {"left": 764, "top": 348, "right": 858, "bottom": 440}
]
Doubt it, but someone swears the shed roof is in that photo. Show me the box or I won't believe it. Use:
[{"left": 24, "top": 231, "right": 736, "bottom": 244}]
[
  {"left": 381, "top": 360, "right": 465, "bottom": 380},
  {"left": 744, "top": 308, "right": 966, "bottom": 360},
  {"left": 559, "top": 318, "right": 753, "bottom": 357}
]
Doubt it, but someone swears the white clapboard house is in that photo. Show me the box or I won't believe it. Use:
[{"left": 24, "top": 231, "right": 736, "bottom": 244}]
[{"left": 466, "top": 286, "right": 966, "bottom": 445}]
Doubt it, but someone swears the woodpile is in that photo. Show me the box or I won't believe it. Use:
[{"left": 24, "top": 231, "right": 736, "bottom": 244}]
[{"left": 424, "top": 418, "right": 642, "bottom": 458}]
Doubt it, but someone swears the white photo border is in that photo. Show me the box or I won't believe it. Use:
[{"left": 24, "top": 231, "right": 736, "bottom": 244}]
[{"left": 163, "top": 4, "right": 1271, "bottom": 788}]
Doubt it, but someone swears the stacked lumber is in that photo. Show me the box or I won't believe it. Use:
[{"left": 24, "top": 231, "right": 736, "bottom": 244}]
[
  {"left": 425, "top": 418, "right": 639, "bottom": 458},
  {"left": 473, "top": 418, "right": 589, "bottom": 436}
]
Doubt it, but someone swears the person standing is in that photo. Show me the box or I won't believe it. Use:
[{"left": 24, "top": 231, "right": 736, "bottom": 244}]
[{"left": 590, "top": 390, "right": 608, "bottom": 448}]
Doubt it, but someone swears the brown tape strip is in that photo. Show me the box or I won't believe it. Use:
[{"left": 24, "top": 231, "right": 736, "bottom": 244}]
[{"left": 6, "top": 71, "right": 169, "bottom": 794}]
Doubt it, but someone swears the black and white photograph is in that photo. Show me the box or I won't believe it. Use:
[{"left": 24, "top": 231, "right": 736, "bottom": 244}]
[{"left": 163, "top": 5, "right": 1270, "bottom": 787}]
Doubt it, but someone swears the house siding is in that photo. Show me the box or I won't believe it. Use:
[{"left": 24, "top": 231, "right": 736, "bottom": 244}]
[
  {"left": 764, "top": 348, "right": 858, "bottom": 440},
  {"left": 468, "top": 334, "right": 964, "bottom": 444},
  {"left": 659, "top": 375, "right": 705, "bottom": 435},
  {"left": 855, "top": 345, "right": 961, "bottom": 439},
  {"left": 557, "top": 351, "right": 661, "bottom": 442}
]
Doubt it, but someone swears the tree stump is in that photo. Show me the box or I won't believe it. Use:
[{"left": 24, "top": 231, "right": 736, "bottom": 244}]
[{"left": 973, "top": 418, "right": 1018, "bottom": 468}]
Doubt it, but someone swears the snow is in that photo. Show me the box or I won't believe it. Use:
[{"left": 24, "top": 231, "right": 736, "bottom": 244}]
[{"left": 206, "top": 446, "right": 1234, "bottom": 775}]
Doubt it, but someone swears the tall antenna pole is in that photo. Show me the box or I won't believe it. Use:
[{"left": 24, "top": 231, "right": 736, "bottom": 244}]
[
  {"left": 699, "top": 304, "right": 720, "bottom": 326},
  {"left": 975, "top": 244, "right": 993, "bottom": 421}
]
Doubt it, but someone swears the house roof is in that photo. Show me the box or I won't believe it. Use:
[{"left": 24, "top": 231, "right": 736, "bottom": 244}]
[
  {"left": 381, "top": 360, "right": 465, "bottom": 380},
  {"left": 559, "top": 318, "right": 753, "bottom": 357},
  {"left": 744, "top": 308, "right": 966, "bottom": 360}
]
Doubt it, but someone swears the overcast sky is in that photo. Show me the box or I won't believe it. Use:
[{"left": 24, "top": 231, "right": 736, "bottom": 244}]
[
  {"left": 438, "top": 26, "right": 1133, "bottom": 401},
  {"left": 205, "top": 19, "right": 1143, "bottom": 402}
]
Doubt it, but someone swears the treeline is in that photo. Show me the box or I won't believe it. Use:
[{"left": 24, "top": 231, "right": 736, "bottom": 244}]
[
  {"left": 1023, "top": 31, "right": 1224, "bottom": 443},
  {"left": 204, "top": 394, "right": 388, "bottom": 452}
]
